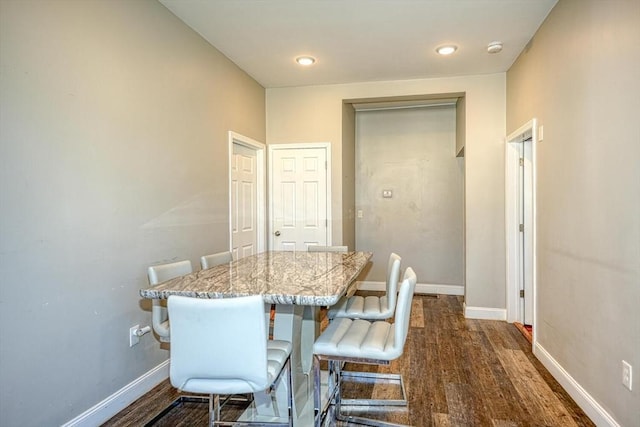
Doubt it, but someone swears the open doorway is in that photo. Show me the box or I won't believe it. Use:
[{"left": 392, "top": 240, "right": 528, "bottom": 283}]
[
  {"left": 341, "top": 93, "right": 466, "bottom": 296},
  {"left": 353, "top": 103, "right": 464, "bottom": 294},
  {"left": 506, "top": 119, "right": 537, "bottom": 344}
]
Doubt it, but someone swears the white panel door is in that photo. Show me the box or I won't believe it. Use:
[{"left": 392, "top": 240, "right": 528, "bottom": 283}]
[
  {"left": 270, "top": 145, "right": 329, "bottom": 251},
  {"left": 231, "top": 143, "right": 257, "bottom": 259}
]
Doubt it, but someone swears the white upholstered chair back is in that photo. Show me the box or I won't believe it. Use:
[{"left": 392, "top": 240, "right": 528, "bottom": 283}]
[
  {"left": 393, "top": 267, "right": 417, "bottom": 352},
  {"left": 168, "top": 295, "right": 270, "bottom": 395},
  {"left": 385, "top": 252, "right": 402, "bottom": 314},
  {"left": 147, "top": 260, "right": 192, "bottom": 342},
  {"left": 200, "top": 251, "right": 233, "bottom": 269},
  {"left": 327, "top": 252, "right": 402, "bottom": 321}
]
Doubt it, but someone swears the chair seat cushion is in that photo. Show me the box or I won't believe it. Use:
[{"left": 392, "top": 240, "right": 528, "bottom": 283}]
[
  {"left": 313, "top": 317, "right": 401, "bottom": 361},
  {"left": 175, "top": 339, "right": 291, "bottom": 395},
  {"left": 328, "top": 295, "right": 391, "bottom": 320},
  {"left": 266, "top": 339, "right": 292, "bottom": 384}
]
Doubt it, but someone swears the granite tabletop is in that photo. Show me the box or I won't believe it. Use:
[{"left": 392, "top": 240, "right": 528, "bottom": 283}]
[{"left": 139, "top": 250, "right": 372, "bottom": 306}]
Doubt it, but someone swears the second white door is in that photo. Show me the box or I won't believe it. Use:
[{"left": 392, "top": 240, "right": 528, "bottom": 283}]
[
  {"left": 230, "top": 132, "right": 266, "bottom": 260},
  {"left": 269, "top": 144, "right": 330, "bottom": 251}
]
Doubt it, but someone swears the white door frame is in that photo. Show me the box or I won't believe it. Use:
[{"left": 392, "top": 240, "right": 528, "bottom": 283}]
[
  {"left": 268, "top": 142, "right": 332, "bottom": 250},
  {"left": 505, "top": 119, "right": 537, "bottom": 339},
  {"left": 228, "top": 131, "right": 266, "bottom": 254}
]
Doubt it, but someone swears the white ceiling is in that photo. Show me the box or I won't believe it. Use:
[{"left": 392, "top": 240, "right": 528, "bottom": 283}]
[{"left": 159, "top": 0, "right": 557, "bottom": 88}]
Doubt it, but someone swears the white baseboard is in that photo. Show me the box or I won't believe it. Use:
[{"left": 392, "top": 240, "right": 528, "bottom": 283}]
[
  {"left": 534, "top": 343, "right": 620, "bottom": 427},
  {"left": 463, "top": 303, "right": 507, "bottom": 320},
  {"left": 356, "top": 281, "right": 464, "bottom": 295},
  {"left": 61, "top": 359, "right": 170, "bottom": 427}
]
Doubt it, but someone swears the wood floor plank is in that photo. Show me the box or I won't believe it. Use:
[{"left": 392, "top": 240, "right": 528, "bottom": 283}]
[
  {"left": 410, "top": 297, "right": 425, "bottom": 328},
  {"left": 491, "top": 419, "right": 519, "bottom": 427},
  {"left": 432, "top": 412, "right": 452, "bottom": 426},
  {"left": 419, "top": 341, "right": 449, "bottom": 415},
  {"left": 437, "top": 327, "right": 465, "bottom": 384},
  {"left": 444, "top": 382, "right": 479, "bottom": 425},
  {"left": 497, "top": 348, "right": 580, "bottom": 427},
  {"left": 460, "top": 330, "right": 512, "bottom": 423},
  {"left": 469, "top": 328, "right": 532, "bottom": 424}
]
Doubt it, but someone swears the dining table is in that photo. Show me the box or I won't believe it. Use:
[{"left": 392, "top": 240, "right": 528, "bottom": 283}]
[{"left": 139, "top": 250, "right": 372, "bottom": 426}]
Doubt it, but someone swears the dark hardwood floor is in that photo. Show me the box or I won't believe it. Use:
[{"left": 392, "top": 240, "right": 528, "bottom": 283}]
[{"left": 103, "top": 294, "right": 594, "bottom": 426}]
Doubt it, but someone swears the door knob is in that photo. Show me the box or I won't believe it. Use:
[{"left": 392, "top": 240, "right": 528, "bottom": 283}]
[{"left": 274, "top": 230, "right": 281, "bottom": 236}]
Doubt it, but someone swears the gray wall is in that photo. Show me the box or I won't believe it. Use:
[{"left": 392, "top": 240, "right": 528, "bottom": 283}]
[
  {"left": 0, "top": 1, "right": 265, "bottom": 425},
  {"left": 507, "top": 0, "right": 640, "bottom": 424},
  {"left": 355, "top": 106, "right": 464, "bottom": 284}
]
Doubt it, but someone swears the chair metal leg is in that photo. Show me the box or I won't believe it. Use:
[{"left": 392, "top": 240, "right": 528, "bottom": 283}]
[
  {"left": 210, "top": 394, "right": 218, "bottom": 427},
  {"left": 335, "top": 412, "right": 409, "bottom": 427},
  {"left": 315, "top": 355, "right": 410, "bottom": 427},
  {"left": 334, "top": 366, "right": 408, "bottom": 427},
  {"left": 149, "top": 356, "right": 298, "bottom": 426},
  {"left": 334, "top": 360, "right": 342, "bottom": 413},
  {"left": 314, "top": 357, "right": 342, "bottom": 427},
  {"left": 314, "top": 355, "right": 322, "bottom": 426},
  {"left": 143, "top": 392, "right": 254, "bottom": 426},
  {"left": 286, "top": 357, "right": 293, "bottom": 427},
  {"left": 213, "top": 356, "right": 293, "bottom": 427},
  {"left": 143, "top": 395, "right": 210, "bottom": 426},
  {"left": 339, "top": 371, "right": 407, "bottom": 406}
]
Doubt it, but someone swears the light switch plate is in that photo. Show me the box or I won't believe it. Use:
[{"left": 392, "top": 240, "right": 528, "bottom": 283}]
[
  {"left": 382, "top": 190, "right": 393, "bottom": 198},
  {"left": 623, "top": 360, "right": 632, "bottom": 391}
]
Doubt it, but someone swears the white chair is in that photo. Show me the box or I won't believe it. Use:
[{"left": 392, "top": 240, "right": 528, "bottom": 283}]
[
  {"left": 313, "top": 267, "right": 417, "bottom": 427},
  {"left": 202, "top": 250, "right": 275, "bottom": 350},
  {"left": 147, "top": 260, "right": 193, "bottom": 342},
  {"left": 200, "top": 251, "right": 233, "bottom": 269},
  {"left": 168, "top": 295, "right": 293, "bottom": 427},
  {"left": 307, "top": 245, "right": 348, "bottom": 252},
  {"left": 328, "top": 252, "right": 401, "bottom": 321}
]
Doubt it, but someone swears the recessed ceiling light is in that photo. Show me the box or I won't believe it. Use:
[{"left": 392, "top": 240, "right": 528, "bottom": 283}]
[
  {"left": 487, "top": 41, "right": 503, "bottom": 54},
  {"left": 296, "top": 56, "right": 316, "bottom": 66},
  {"left": 436, "top": 45, "right": 458, "bottom": 56}
]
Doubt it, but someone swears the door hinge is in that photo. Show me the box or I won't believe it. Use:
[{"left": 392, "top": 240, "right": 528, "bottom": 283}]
[
  {"left": 325, "top": 161, "right": 328, "bottom": 170},
  {"left": 520, "top": 289, "right": 525, "bottom": 298},
  {"left": 326, "top": 219, "right": 328, "bottom": 227},
  {"left": 519, "top": 224, "right": 524, "bottom": 232},
  {"left": 519, "top": 158, "right": 524, "bottom": 166}
]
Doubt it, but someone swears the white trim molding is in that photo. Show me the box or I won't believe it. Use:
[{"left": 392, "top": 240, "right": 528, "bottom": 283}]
[
  {"left": 356, "top": 281, "right": 464, "bottom": 296},
  {"left": 463, "top": 303, "right": 507, "bottom": 320},
  {"left": 505, "top": 118, "right": 538, "bottom": 344},
  {"left": 61, "top": 360, "right": 169, "bottom": 427},
  {"left": 534, "top": 343, "right": 620, "bottom": 427}
]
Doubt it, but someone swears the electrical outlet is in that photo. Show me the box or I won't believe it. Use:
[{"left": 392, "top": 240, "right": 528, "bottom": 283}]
[
  {"left": 622, "top": 360, "right": 632, "bottom": 391},
  {"left": 129, "top": 324, "right": 140, "bottom": 347}
]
